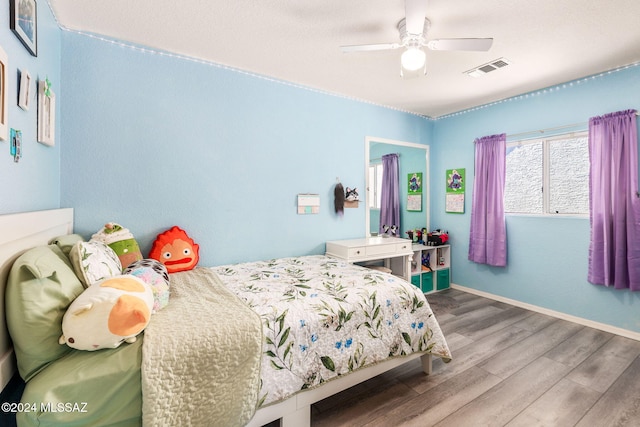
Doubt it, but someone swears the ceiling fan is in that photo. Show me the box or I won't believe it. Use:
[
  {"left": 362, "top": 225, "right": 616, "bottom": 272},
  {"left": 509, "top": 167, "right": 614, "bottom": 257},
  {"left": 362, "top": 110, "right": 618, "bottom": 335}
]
[{"left": 340, "top": 0, "right": 493, "bottom": 77}]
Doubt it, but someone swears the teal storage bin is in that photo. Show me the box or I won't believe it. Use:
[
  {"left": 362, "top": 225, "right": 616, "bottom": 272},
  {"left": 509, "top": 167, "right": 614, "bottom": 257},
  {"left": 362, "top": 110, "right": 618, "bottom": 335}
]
[
  {"left": 421, "top": 271, "right": 433, "bottom": 293},
  {"left": 436, "top": 268, "right": 450, "bottom": 290},
  {"left": 410, "top": 274, "right": 421, "bottom": 288}
]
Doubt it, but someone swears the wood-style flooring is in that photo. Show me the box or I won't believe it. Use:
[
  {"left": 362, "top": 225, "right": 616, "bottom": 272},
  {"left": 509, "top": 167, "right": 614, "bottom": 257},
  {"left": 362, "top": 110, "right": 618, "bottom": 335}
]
[{"left": 307, "top": 288, "right": 640, "bottom": 427}]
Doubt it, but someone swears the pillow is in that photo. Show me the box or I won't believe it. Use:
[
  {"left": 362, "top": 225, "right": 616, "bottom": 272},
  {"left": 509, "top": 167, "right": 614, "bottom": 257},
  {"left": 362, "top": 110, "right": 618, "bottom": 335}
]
[
  {"left": 5, "top": 244, "right": 84, "bottom": 382},
  {"left": 59, "top": 275, "right": 154, "bottom": 351},
  {"left": 148, "top": 226, "right": 200, "bottom": 273},
  {"left": 123, "top": 259, "right": 170, "bottom": 313},
  {"left": 91, "top": 223, "right": 143, "bottom": 268},
  {"left": 69, "top": 240, "right": 122, "bottom": 287},
  {"left": 49, "top": 234, "right": 84, "bottom": 257}
]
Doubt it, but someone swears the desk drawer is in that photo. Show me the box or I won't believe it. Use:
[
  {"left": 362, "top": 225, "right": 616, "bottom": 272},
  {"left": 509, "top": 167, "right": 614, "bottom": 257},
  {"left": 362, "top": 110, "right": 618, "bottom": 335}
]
[
  {"left": 365, "top": 243, "right": 399, "bottom": 257},
  {"left": 396, "top": 241, "right": 411, "bottom": 252},
  {"left": 348, "top": 247, "right": 366, "bottom": 257}
]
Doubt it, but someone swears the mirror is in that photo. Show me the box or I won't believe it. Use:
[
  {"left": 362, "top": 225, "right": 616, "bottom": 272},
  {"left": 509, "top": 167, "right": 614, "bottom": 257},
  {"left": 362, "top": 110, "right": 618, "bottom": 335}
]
[{"left": 365, "top": 136, "right": 430, "bottom": 238}]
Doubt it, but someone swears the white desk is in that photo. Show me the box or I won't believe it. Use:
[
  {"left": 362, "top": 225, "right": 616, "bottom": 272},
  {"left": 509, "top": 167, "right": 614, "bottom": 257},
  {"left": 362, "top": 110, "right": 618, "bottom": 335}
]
[{"left": 325, "top": 237, "right": 413, "bottom": 281}]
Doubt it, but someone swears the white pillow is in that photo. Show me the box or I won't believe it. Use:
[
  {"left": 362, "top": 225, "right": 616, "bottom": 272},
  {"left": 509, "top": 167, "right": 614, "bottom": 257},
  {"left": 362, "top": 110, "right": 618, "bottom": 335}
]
[{"left": 69, "top": 240, "right": 122, "bottom": 287}]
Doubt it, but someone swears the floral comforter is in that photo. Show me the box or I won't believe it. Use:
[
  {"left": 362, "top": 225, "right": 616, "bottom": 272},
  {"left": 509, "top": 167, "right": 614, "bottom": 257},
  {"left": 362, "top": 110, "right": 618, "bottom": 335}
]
[{"left": 212, "top": 255, "right": 451, "bottom": 407}]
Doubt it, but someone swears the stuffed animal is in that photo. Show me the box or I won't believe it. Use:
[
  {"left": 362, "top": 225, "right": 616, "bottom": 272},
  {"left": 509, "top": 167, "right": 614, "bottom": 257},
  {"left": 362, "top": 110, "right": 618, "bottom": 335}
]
[
  {"left": 123, "top": 259, "right": 170, "bottom": 313},
  {"left": 91, "top": 223, "right": 143, "bottom": 268},
  {"left": 381, "top": 224, "right": 398, "bottom": 236},
  {"left": 148, "top": 226, "right": 200, "bottom": 273},
  {"left": 345, "top": 187, "right": 359, "bottom": 201},
  {"left": 422, "top": 252, "right": 432, "bottom": 271},
  {"left": 59, "top": 275, "right": 153, "bottom": 351},
  {"left": 426, "top": 229, "right": 449, "bottom": 246}
]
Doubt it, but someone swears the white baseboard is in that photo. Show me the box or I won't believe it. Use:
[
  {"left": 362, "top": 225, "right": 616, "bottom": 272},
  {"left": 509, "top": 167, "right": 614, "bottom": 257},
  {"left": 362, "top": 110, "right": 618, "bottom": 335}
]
[{"left": 450, "top": 283, "right": 640, "bottom": 342}]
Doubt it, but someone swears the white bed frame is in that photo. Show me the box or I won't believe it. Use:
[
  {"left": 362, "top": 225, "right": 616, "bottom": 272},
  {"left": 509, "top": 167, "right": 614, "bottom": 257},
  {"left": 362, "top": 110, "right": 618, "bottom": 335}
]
[
  {"left": 0, "top": 208, "right": 432, "bottom": 427},
  {"left": 248, "top": 352, "right": 432, "bottom": 427}
]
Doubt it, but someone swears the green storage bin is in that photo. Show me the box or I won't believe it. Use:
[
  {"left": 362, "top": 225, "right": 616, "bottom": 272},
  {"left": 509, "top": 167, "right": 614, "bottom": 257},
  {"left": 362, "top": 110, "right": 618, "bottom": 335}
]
[
  {"left": 410, "top": 274, "right": 421, "bottom": 288},
  {"left": 436, "top": 268, "right": 450, "bottom": 290},
  {"left": 421, "top": 271, "right": 433, "bottom": 293}
]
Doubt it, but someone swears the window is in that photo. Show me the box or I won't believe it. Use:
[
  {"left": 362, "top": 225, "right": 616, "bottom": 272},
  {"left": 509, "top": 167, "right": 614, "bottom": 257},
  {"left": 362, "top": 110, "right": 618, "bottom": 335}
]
[
  {"left": 504, "top": 132, "right": 589, "bottom": 215},
  {"left": 368, "top": 162, "right": 383, "bottom": 209}
]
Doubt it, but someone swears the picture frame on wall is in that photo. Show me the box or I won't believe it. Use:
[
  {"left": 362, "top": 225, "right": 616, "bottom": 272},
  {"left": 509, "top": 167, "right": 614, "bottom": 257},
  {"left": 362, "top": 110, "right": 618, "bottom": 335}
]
[
  {"left": 18, "top": 69, "right": 31, "bottom": 110},
  {"left": 0, "top": 45, "right": 8, "bottom": 141},
  {"left": 37, "top": 79, "right": 55, "bottom": 146},
  {"left": 407, "top": 172, "right": 423, "bottom": 211},
  {"left": 445, "top": 168, "right": 465, "bottom": 214},
  {"left": 10, "top": 0, "right": 38, "bottom": 57}
]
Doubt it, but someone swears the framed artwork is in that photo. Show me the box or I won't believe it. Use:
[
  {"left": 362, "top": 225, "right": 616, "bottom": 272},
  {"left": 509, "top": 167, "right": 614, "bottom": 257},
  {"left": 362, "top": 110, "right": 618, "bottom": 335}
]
[
  {"left": 10, "top": 128, "right": 22, "bottom": 162},
  {"left": 297, "top": 194, "right": 320, "bottom": 214},
  {"left": 0, "top": 45, "right": 7, "bottom": 141},
  {"left": 407, "top": 172, "right": 422, "bottom": 211},
  {"left": 446, "top": 168, "right": 465, "bottom": 193},
  {"left": 10, "top": 0, "right": 38, "bottom": 57},
  {"left": 445, "top": 168, "right": 465, "bottom": 213},
  {"left": 408, "top": 172, "right": 422, "bottom": 193},
  {"left": 37, "top": 79, "right": 55, "bottom": 146},
  {"left": 18, "top": 69, "right": 31, "bottom": 110}
]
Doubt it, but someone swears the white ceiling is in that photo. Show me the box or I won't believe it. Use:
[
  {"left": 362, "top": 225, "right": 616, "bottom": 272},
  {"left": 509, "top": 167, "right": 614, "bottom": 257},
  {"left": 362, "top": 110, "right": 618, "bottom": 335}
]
[{"left": 48, "top": 0, "right": 640, "bottom": 118}]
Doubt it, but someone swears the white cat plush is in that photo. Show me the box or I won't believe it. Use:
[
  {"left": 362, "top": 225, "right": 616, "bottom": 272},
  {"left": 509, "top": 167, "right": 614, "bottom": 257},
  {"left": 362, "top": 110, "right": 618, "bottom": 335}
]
[{"left": 59, "top": 275, "right": 154, "bottom": 351}]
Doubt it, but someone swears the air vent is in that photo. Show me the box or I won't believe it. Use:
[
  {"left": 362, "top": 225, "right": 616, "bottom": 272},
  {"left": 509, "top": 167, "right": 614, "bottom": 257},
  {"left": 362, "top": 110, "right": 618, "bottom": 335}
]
[
  {"left": 478, "top": 64, "right": 497, "bottom": 73},
  {"left": 492, "top": 59, "right": 509, "bottom": 68},
  {"left": 465, "top": 58, "right": 511, "bottom": 77}
]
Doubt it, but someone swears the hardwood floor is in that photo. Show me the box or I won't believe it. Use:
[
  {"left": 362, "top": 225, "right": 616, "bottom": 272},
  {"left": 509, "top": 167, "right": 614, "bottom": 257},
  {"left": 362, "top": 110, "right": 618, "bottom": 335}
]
[{"left": 308, "top": 288, "right": 640, "bottom": 427}]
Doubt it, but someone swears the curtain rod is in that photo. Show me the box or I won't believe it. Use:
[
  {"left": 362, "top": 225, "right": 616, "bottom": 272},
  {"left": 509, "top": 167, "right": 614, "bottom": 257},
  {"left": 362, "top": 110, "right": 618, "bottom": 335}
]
[
  {"left": 506, "top": 122, "right": 585, "bottom": 140},
  {"left": 370, "top": 153, "right": 400, "bottom": 162},
  {"left": 504, "top": 111, "right": 640, "bottom": 141}
]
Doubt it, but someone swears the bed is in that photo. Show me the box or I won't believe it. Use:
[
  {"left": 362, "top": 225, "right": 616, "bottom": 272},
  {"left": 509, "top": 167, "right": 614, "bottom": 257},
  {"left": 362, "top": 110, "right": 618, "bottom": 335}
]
[{"left": 0, "top": 209, "right": 451, "bottom": 427}]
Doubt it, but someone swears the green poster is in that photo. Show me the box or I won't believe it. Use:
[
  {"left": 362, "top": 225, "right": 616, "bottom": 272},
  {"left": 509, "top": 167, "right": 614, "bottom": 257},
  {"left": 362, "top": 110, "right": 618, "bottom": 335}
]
[
  {"left": 408, "top": 172, "right": 422, "bottom": 193},
  {"left": 446, "top": 168, "right": 465, "bottom": 213},
  {"left": 446, "top": 169, "right": 465, "bottom": 193},
  {"left": 407, "top": 172, "right": 422, "bottom": 211}
]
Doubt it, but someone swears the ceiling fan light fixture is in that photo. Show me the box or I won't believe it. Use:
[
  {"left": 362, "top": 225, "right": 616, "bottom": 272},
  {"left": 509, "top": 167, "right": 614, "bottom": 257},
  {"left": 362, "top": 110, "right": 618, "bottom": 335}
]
[{"left": 401, "top": 47, "right": 426, "bottom": 71}]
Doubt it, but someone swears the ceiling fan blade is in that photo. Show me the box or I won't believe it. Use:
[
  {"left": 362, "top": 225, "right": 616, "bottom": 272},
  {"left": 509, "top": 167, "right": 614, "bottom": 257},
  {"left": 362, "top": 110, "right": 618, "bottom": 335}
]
[
  {"left": 404, "top": 0, "right": 428, "bottom": 35},
  {"left": 427, "top": 38, "right": 493, "bottom": 51},
  {"left": 341, "top": 43, "right": 401, "bottom": 53}
]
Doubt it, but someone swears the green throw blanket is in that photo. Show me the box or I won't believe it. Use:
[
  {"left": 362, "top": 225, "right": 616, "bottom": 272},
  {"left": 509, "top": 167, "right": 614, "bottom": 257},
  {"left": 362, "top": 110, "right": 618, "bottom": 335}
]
[{"left": 142, "top": 268, "right": 263, "bottom": 427}]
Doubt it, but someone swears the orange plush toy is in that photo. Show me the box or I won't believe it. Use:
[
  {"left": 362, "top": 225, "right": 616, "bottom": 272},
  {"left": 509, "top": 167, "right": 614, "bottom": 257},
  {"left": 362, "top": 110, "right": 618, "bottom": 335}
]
[{"left": 148, "top": 226, "right": 200, "bottom": 273}]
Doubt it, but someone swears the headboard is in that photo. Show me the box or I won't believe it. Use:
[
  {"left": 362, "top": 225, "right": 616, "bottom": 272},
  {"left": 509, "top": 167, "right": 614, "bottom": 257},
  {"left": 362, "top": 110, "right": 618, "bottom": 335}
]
[{"left": 0, "top": 208, "right": 74, "bottom": 390}]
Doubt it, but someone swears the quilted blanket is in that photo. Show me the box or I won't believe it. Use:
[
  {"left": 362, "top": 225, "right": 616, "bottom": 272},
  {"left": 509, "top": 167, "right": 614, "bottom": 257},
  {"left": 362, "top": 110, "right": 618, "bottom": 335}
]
[
  {"left": 212, "top": 255, "right": 451, "bottom": 408},
  {"left": 141, "top": 268, "right": 262, "bottom": 427}
]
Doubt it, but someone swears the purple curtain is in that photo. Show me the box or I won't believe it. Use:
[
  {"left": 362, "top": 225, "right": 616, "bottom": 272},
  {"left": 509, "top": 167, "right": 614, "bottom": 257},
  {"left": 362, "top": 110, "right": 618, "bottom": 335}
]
[
  {"left": 588, "top": 109, "right": 640, "bottom": 291},
  {"left": 379, "top": 153, "right": 400, "bottom": 235},
  {"left": 468, "top": 134, "right": 507, "bottom": 266}
]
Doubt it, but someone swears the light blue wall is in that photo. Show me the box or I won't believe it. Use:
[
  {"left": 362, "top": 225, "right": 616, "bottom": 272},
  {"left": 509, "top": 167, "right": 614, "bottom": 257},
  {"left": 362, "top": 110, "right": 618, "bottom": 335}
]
[
  {"left": 431, "top": 64, "right": 640, "bottom": 333},
  {"left": 6, "top": 17, "right": 637, "bottom": 335},
  {"left": 0, "top": 2, "right": 61, "bottom": 214},
  {"left": 59, "top": 32, "right": 433, "bottom": 266}
]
